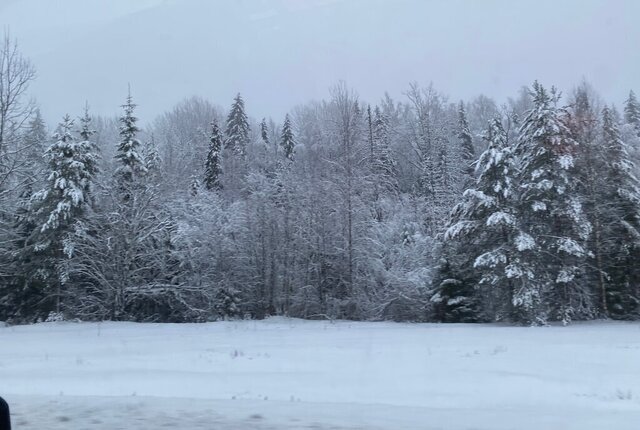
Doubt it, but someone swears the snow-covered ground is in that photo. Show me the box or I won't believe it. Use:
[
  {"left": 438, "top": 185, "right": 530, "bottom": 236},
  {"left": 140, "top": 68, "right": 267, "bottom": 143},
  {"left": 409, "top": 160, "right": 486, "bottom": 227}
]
[{"left": 1, "top": 318, "right": 639, "bottom": 429}]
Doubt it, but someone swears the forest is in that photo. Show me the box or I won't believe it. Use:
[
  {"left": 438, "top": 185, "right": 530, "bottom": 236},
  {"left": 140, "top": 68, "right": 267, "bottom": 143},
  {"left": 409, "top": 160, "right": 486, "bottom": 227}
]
[{"left": 1, "top": 36, "right": 639, "bottom": 326}]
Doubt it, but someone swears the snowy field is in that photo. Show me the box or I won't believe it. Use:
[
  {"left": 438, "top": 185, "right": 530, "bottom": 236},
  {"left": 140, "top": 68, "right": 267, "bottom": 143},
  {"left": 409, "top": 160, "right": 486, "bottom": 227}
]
[{"left": 1, "top": 318, "right": 640, "bottom": 429}]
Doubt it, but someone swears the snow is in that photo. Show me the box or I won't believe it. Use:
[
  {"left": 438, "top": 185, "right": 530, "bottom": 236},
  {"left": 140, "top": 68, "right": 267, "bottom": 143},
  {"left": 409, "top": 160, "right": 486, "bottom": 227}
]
[
  {"left": 557, "top": 237, "right": 586, "bottom": 256},
  {"left": 486, "top": 211, "right": 515, "bottom": 227},
  {"left": 474, "top": 250, "right": 506, "bottom": 268},
  {"left": 444, "top": 220, "right": 476, "bottom": 240},
  {"left": 515, "top": 232, "right": 536, "bottom": 251},
  {"left": 558, "top": 154, "right": 574, "bottom": 169},
  {"left": 531, "top": 200, "right": 547, "bottom": 211},
  {"left": 556, "top": 269, "right": 576, "bottom": 283},
  {"left": 1, "top": 318, "right": 640, "bottom": 429}
]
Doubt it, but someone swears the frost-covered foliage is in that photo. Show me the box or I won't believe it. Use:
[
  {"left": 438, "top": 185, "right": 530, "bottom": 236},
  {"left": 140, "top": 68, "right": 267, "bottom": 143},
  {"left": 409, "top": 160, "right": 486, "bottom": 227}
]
[
  {"left": 66, "top": 185, "right": 205, "bottom": 322},
  {"left": 2, "top": 65, "right": 640, "bottom": 325}
]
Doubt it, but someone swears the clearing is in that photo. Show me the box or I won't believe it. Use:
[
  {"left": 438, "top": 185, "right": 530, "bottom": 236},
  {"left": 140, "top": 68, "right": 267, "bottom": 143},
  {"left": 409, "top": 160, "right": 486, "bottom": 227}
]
[{"left": 1, "top": 318, "right": 639, "bottom": 429}]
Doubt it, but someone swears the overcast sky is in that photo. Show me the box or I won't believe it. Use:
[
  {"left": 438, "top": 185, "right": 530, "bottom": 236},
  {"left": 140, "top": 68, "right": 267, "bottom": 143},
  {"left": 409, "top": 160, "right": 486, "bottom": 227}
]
[{"left": 1, "top": 0, "right": 638, "bottom": 125}]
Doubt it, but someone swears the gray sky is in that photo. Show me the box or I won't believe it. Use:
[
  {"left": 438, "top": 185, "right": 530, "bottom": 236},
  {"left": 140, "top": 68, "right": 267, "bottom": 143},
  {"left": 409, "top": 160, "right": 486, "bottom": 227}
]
[{"left": 1, "top": 0, "right": 638, "bottom": 125}]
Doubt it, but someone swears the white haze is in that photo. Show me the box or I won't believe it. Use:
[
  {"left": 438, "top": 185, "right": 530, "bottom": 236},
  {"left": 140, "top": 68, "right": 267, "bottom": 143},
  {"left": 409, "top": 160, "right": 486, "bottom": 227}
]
[{"left": 0, "top": 0, "right": 638, "bottom": 124}]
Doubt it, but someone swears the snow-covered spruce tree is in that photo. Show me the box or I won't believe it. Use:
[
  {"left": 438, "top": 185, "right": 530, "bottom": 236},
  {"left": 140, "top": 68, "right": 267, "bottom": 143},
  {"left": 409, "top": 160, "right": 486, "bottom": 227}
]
[
  {"left": 189, "top": 175, "right": 201, "bottom": 196},
  {"left": 143, "top": 134, "right": 162, "bottom": 179},
  {"left": 204, "top": 120, "right": 223, "bottom": 191},
  {"left": 21, "top": 107, "right": 48, "bottom": 187},
  {"left": 224, "top": 93, "right": 250, "bottom": 157},
  {"left": 372, "top": 106, "right": 398, "bottom": 194},
  {"left": 438, "top": 118, "right": 533, "bottom": 322},
  {"left": 213, "top": 283, "right": 242, "bottom": 320},
  {"left": 513, "top": 82, "right": 592, "bottom": 324},
  {"left": 33, "top": 114, "right": 98, "bottom": 245},
  {"left": 432, "top": 137, "right": 457, "bottom": 217},
  {"left": 598, "top": 106, "right": 640, "bottom": 319},
  {"left": 115, "top": 92, "right": 147, "bottom": 189},
  {"left": 430, "top": 249, "right": 479, "bottom": 323},
  {"left": 457, "top": 101, "right": 475, "bottom": 191},
  {"left": 568, "top": 84, "right": 613, "bottom": 318},
  {"left": 624, "top": 90, "right": 640, "bottom": 135},
  {"left": 280, "top": 113, "right": 295, "bottom": 161},
  {"left": 28, "top": 114, "right": 98, "bottom": 315},
  {"left": 77, "top": 107, "right": 99, "bottom": 203},
  {"left": 2, "top": 185, "right": 43, "bottom": 322},
  {"left": 260, "top": 117, "right": 270, "bottom": 149}
]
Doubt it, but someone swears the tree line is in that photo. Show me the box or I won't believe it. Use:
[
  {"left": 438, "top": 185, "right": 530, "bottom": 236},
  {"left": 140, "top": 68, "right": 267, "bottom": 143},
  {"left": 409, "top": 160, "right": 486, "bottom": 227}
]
[{"left": 0, "top": 37, "right": 639, "bottom": 324}]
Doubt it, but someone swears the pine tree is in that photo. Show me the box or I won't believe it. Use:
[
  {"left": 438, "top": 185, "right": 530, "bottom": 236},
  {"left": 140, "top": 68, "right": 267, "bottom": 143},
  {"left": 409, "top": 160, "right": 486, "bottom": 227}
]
[
  {"left": 115, "top": 91, "right": 146, "bottom": 184},
  {"left": 280, "top": 114, "right": 295, "bottom": 161},
  {"left": 204, "top": 121, "right": 223, "bottom": 191},
  {"left": 624, "top": 90, "right": 640, "bottom": 134},
  {"left": 599, "top": 106, "right": 640, "bottom": 318},
  {"left": 457, "top": 101, "right": 475, "bottom": 191},
  {"left": 224, "top": 93, "right": 250, "bottom": 157},
  {"left": 513, "top": 82, "right": 592, "bottom": 324}
]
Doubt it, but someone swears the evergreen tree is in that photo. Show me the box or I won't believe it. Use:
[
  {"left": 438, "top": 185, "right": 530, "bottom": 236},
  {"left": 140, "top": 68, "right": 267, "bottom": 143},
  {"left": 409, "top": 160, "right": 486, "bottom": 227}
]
[
  {"left": 432, "top": 137, "right": 456, "bottom": 225},
  {"left": 2, "top": 185, "right": 42, "bottom": 321},
  {"left": 624, "top": 90, "right": 640, "bottom": 134},
  {"left": 430, "top": 253, "right": 479, "bottom": 323},
  {"left": 213, "top": 285, "right": 242, "bottom": 320},
  {"left": 33, "top": 115, "right": 98, "bottom": 240},
  {"left": 204, "top": 121, "right": 223, "bottom": 191},
  {"left": 569, "top": 84, "right": 610, "bottom": 318},
  {"left": 77, "top": 107, "right": 99, "bottom": 205},
  {"left": 144, "top": 134, "right": 162, "bottom": 177},
  {"left": 280, "top": 113, "right": 295, "bottom": 161},
  {"left": 443, "top": 119, "right": 531, "bottom": 321},
  {"left": 190, "top": 175, "right": 200, "bottom": 196},
  {"left": 260, "top": 117, "right": 270, "bottom": 149},
  {"left": 599, "top": 106, "right": 640, "bottom": 318},
  {"left": 513, "top": 82, "right": 592, "bottom": 324},
  {"left": 28, "top": 114, "right": 98, "bottom": 314},
  {"left": 115, "top": 91, "right": 146, "bottom": 185},
  {"left": 371, "top": 106, "right": 398, "bottom": 193},
  {"left": 224, "top": 93, "right": 250, "bottom": 157},
  {"left": 457, "top": 101, "right": 475, "bottom": 191},
  {"left": 22, "top": 107, "right": 48, "bottom": 184}
]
